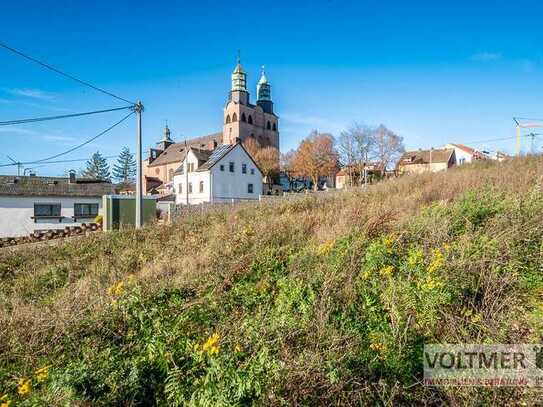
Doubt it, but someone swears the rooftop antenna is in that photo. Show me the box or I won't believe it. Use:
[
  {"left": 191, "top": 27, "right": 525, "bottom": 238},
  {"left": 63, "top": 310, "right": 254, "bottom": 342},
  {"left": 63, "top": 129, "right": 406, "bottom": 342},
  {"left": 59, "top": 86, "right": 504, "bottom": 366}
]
[{"left": 237, "top": 50, "right": 241, "bottom": 64}]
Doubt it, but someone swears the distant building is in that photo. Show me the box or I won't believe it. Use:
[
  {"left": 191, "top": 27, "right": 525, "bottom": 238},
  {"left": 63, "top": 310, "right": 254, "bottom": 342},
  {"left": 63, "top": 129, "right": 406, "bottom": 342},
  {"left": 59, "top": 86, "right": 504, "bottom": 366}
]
[
  {"left": 396, "top": 148, "right": 456, "bottom": 174},
  {"left": 173, "top": 142, "right": 262, "bottom": 205},
  {"left": 335, "top": 162, "right": 383, "bottom": 189},
  {"left": 442, "top": 143, "right": 487, "bottom": 165},
  {"left": 143, "top": 58, "right": 279, "bottom": 194},
  {"left": 0, "top": 173, "right": 114, "bottom": 238}
]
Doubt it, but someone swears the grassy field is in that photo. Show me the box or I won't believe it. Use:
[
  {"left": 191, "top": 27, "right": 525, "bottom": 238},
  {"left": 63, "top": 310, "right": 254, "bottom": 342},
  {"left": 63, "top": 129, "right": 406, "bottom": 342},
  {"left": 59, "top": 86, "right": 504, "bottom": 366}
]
[{"left": 1, "top": 156, "right": 543, "bottom": 406}]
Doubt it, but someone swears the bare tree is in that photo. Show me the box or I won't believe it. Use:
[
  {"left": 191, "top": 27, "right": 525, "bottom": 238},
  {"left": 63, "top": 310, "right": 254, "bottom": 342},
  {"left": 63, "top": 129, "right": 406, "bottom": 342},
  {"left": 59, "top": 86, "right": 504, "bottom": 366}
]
[
  {"left": 339, "top": 123, "right": 374, "bottom": 185},
  {"left": 372, "top": 124, "right": 405, "bottom": 174},
  {"left": 280, "top": 149, "right": 296, "bottom": 190},
  {"left": 292, "top": 131, "right": 338, "bottom": 191}
]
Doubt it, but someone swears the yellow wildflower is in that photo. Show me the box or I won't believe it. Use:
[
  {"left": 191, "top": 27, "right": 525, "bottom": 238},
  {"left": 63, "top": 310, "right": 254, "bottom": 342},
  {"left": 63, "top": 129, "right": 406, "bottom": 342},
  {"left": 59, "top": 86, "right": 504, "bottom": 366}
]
[
  {"left": 369, "top": 342, "right": 386, "bottom": 353},
  {"left": 383, "top": 236, "right": 395, "bottom": 249},
  {"left": 471, "top": 313, "right": 482, "bottom": 323},
  {"left": 427, "top": 248, "right": 445, "bottom": 274},
  {"left": 379, "top": 265, "right": 395, "bottom": 277},
  {"left": 202, "top": 333, "right": 220, "bottom": 356},
  {"left": 35, "top": 366, "right": 49, "bottom": 382},
  {"left": 235, "top": 344, "right": 242, "bottom": 353},
  {"left": 17, "top": 378, "right": 31, "bottom": 396},
  {"left": 0, "top": 394, "right": 11, "bottom": 407},
  {"left": 362, "top": 270, "right": 371, "bottom": 279},
  {"left": 317, "top": 241, "right": 334, "bottom": 256},
  {"left": 407, "top": 248, "right": 424, "bottom": 268},
  {"left": 107, "top": 281, "right": 124, "bottom": 296}
]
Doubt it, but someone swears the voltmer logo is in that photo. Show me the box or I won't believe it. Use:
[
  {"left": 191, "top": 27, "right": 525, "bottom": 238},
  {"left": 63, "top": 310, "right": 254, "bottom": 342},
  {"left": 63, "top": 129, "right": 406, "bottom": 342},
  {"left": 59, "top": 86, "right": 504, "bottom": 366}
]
[{"left": 424, "top": 344, "right": 543, "bottom": 387}]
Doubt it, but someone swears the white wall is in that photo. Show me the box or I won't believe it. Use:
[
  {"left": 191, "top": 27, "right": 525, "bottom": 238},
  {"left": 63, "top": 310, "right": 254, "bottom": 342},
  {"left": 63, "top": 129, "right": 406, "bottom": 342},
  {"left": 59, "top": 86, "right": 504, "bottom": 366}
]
[
  {"left": 173, "top": 145, "right": 263, "bottom": 205},
  {"left": 444, "top": 144, "right": 473, "bottom": 165},
  {"left": 173, "top": 150, "right": 211, "bottom": 205},
  {"left": 211, "top": 145, "right": 263, "bottom": 202},
  {"left": 0, "top": 195, "right": 103, "bottom": 238}
]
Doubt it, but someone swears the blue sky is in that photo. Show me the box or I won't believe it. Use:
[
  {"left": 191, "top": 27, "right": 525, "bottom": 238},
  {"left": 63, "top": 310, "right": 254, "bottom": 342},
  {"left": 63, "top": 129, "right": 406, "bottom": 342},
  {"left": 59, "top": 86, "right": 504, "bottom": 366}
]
[{"left": 1, "top": 0, "right": 543, "bottom": 175}]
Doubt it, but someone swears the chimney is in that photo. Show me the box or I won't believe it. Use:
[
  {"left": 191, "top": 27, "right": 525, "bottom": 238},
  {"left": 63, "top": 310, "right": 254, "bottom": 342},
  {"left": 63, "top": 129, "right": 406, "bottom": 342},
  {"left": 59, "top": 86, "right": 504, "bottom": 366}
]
[{"left": 69, "top": 170, "right": 76, "bottom": 184}]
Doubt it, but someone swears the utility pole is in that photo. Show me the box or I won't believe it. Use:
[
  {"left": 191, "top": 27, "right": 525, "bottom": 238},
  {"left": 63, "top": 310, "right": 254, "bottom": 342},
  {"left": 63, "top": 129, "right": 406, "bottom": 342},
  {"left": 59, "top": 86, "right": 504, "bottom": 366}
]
[
  {"left": 134, "top": 101, "right": 144, "bottom": 229},
  {"left": 7, "top": 156, "right": 22, "bottom": 176}
]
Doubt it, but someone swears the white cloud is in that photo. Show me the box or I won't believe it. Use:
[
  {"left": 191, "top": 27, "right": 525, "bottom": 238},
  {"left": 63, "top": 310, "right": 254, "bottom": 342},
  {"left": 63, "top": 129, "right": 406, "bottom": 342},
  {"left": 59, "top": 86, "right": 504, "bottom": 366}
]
[
  {"left": 7, "top": 88, "right": 56, "bottom": 100},
  {"left": 471, "top": 52, "right": 502, "bottom": 62}
]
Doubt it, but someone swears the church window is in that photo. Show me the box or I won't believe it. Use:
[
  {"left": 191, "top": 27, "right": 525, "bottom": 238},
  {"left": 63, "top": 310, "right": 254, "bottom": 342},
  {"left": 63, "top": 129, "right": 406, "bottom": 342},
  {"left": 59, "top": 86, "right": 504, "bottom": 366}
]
[
  {"left": 250, "top": 168, "right": 255, "bottom": 175},
  {"left": 168, "top": 169, "right": 174, "bottom": 181},
  {"left": 272, "top": 122, "right": 277, "bottom": 131},
  {"left": 248, "top": 183, "right": 254, "bottom": 194},
  {"left": 178, "top": 183, "right": 182, "bottom": 193},
  {"left": 229, "top": 162, "right": 235, "bottom": 172},
  {"left": 225, "top": 114, "right": 231, "bottom": 124},
  {"left": 242, "top": 163, "right": 247, "bottom": 174},
  {"left": 232, "top": 113, "right": 238, "bottom": 122},
  {"left": 220, "top": 164, "right": 225, "bottom": 171},
  {"left": 188, "top": 182, "right": 193, "bottom": 194},
  {"left": 248, "top": 115, "right": 253, "bottom": 124},
  {"left": 266, "top": 121, "right": 271, "bottom": 130},
  {"left": 199, "top": 181, "right": 204, "bottom": 193},
  {"left": 241, "top": 112, "right": 246, "bottom": 122}
]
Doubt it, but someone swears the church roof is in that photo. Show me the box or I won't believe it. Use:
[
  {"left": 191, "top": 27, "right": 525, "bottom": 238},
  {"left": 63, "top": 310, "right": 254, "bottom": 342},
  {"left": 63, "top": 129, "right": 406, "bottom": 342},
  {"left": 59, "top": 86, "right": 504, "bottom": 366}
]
[{"left": 147, "top": 132, "right": 223, "bottom": 167}]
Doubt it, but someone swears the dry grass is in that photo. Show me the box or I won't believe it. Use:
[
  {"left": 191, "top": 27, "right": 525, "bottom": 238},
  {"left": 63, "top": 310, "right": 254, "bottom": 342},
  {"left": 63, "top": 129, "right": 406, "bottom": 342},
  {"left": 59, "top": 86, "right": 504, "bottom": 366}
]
[{"left": 1, "top": 156, "right": 542, "bottom": 405}]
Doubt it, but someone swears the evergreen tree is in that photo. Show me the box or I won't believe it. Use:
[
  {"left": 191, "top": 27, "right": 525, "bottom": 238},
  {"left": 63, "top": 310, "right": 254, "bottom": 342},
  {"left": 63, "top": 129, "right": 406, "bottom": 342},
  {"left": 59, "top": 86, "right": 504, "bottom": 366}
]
[
  {"left": 82, "top": 151, "right": 111, "bottom": 181},
  {"left": 112, "top": 147, "right": 136, "bottom": 184}
]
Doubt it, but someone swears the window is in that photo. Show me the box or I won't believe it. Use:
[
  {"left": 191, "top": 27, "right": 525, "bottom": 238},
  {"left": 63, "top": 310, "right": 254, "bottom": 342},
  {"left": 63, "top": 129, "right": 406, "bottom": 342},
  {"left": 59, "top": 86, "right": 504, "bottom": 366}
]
[
  {"left": 225, "top": 114, "right": 231, "bottom": 124},
  {"left": 229, "top": 162, "right": 235, "bottom": 172},
  {"left": 188, "top": 163, "right": 195, "bottom": 172},
  {"left": 168, "top": 169, "right": 174, "bottom": 181},
  {"left": 188, "top": 182, "right": 193, "bottom": 194},
  {"left": 74, "top": 203, "right": 99, "bottom": 217},
  {"left": 199, "top": 181, "right": 204, "bottom": 193},
  {"left": 248, "top": 115, "right": 253, "bottom": 124},
  {"left": 248, "top": 183, "right": 254, "bottom": 194},
  {"left": 34, "top": 203, "right": 61, "bottom": 217},
  {"left": 220, "top": 164, "right": 225, "bottom": 171},
  {"left": 155, "top": 168, "right": 160, "bottom": 175},
  {"left": 232, "top": 113, "right": 237, "bottom": 122},
  {"left": 250, "top": 168, "right": 255, "bottom": 175},
  {"left": 272, "top": 123, "right": 277, "bottom": 131},
  {"left": 242, "top": 163, "right": 247, "bottom": 174},
  {"left": 241, "top": 112, "right": 246, "bottom": 122},
  {"left": 266, "top": 121, "right": 271, "bottom": 130},
  {"left": 178, "top": 183, "right": 182, "bottom": 193}
]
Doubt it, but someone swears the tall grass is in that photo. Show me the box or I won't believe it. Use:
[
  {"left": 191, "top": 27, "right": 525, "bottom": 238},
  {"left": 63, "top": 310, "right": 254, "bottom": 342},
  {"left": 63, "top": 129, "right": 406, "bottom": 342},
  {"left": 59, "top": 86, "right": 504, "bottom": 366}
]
[{"left": 1, "top": 156, "right": 542, "bottom": 406}]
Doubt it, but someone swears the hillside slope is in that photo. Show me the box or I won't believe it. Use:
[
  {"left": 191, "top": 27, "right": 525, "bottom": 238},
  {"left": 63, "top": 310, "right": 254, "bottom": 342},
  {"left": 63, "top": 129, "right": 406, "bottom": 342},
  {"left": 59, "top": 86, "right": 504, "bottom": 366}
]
[{"left": 1, "top": 157, "right": 543, "bottom": 406}]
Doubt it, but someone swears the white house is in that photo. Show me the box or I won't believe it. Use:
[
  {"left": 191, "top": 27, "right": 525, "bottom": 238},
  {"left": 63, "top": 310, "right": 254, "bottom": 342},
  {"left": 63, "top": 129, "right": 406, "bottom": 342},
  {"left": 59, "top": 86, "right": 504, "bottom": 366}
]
[
  {"left": 0, "top": 173, "right": 115, "bottom": 238},
  {"left": 173, "top": 142, "right": 263, "bottom": 205},
  {"left": 443, "top": 143, "right": 487, "bottom": 165}
]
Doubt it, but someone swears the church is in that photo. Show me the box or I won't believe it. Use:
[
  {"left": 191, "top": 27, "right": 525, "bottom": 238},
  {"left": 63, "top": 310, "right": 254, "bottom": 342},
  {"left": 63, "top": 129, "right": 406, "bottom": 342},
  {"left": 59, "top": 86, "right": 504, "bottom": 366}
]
[{"left": 143, "top": 58, "right": 279, "bottom": 194}]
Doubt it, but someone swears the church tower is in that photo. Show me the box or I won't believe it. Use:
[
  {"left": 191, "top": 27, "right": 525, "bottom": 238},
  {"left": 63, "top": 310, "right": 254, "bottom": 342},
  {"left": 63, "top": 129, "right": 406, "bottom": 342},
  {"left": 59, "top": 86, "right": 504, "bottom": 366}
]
[{"left": 223, "top": 58, "right": 279, "bottom": 150}]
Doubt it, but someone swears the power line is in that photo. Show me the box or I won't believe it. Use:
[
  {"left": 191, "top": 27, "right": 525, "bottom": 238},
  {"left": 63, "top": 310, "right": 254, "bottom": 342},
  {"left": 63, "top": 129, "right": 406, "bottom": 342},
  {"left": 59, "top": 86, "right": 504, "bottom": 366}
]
[
  {"left": 0, "top": 41, "right": 135, "bottom": 105},
  {"left": 0, "top": 111, "right": 134, "bottom": 168},
  {"left": 0, "top": 105, "right": 133, "bottom": 126}
]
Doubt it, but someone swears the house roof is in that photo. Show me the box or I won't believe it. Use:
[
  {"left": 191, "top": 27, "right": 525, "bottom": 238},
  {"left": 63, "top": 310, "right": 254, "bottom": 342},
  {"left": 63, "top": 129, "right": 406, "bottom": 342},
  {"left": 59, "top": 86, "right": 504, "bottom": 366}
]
[
  {"left": 336, "top": 162, "right": 383, "bottom": 176},
  {"left": 196, "top": 144, "right": 237, "bottom": 171},
  {"left": 147, "top": 132, "right": 223, "bottom": 167},
  {"left": 173, "top": 142, "right": 263, "bottom": 175},
  {"left": 448, "top": 143, "right": 476, "bottom": 155},
  {"left": 397, "top": 148, "right": 455, "bottom": 167},
  {"left": 0, "top": 175, "right": 115, "bottom": 197}
]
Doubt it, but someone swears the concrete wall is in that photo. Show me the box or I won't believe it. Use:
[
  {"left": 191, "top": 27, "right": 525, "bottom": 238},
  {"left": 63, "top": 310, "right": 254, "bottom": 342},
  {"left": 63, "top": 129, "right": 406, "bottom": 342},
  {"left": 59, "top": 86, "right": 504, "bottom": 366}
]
[{"left": 0, "top": 195, "right": 103, "bottom": 238}]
